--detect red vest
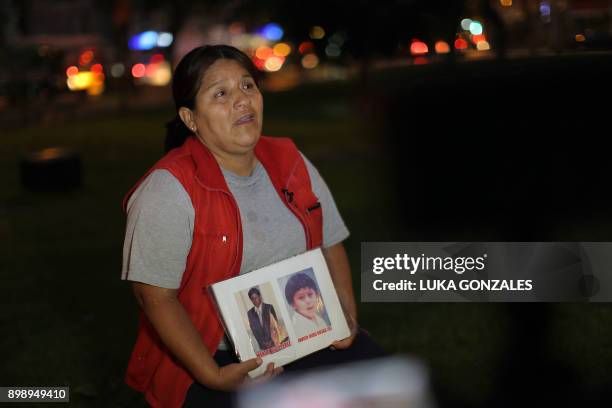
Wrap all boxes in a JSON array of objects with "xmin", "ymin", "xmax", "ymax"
[{"xmin": 122, "ymin": 136, "xmax": 323, "ymax": 408}]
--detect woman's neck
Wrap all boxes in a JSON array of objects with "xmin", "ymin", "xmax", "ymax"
[
  {"xmin": 197, "ymin": 137, "xmax": 257, "ymax": 176},
  {"xmin": 216, "ymin": 153, "xmax": 257, "ymax": 177}
]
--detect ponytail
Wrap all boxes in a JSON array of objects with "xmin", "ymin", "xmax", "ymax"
[{"xmin": 164, "ymin": 115, "xmax": 192, "ymax": 152}]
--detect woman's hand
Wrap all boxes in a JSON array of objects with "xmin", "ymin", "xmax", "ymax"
[
  {"xmin": 330, "ymin": 311, "xmax": 358, "ymax": 350},
  {"xmin": 323, "ymin": 243, "xmax": 359, "ymax": 351},
  {"xmin": 214, "ymin": 358, "xmax": 283, "ymax": 391}
]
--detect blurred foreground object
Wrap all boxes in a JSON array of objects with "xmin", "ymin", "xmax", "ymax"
[
  {"xmin": 20, "ymin": 147, "xmax": 82, "ymax": 191},
  {"xmin": 238, "ymin": 356, "xmax": 433, "ymax": 408}
]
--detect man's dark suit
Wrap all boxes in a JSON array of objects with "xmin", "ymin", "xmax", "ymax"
[{"xmin": 248, "ymin": 303, "xmax": 277, "ymax": 350}]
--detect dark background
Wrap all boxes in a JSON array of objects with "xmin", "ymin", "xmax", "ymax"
[{"xmin": 2, "ymin": 0, "xmax": 612, "ymax": 406}]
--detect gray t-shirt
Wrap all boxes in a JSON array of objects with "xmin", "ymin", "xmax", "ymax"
[{"xmin": 121, "ymin": 154, "xmax": 349, "ymax": 288}]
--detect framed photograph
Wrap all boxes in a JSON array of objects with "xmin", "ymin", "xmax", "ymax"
[{"xmin": 209, "ymin": 248, "xmax": 351, "ymax": 377}]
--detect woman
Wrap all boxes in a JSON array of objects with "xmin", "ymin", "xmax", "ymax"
[
  {"xmin": 285, "ymin": 272, "xmax": 330, "ymax": 339},
  {"xmin": 121, "ymin": 45, "xmax": 384, "ymax": 408}
]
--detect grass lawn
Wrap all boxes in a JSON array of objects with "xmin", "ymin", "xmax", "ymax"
[{"xmin": 2, "ymin": 77, "xmax": 612, "ymax": 407}]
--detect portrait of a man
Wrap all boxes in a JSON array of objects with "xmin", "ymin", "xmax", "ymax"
[{"xmin": 247, "ymin": 287, "xmax": 278, "ymax": 350}]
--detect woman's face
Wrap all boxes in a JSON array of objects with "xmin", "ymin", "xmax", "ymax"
[
  {"xmin": 187, "ymin": 59, "xmax": 263, "ymax": 160},
  {"xmin": 292, "ymin": 287, "xmax": 318, "ymax": 320}
]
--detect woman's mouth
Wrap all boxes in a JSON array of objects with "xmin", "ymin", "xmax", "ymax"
[{"xmin": 234, "ymin": 113, "xmax": 255, "ymax": 125}]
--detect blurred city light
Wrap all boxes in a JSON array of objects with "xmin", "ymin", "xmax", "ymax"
[
  {"xmin": 325, "ymin": 44, "xmax": 342, "ymax": 57},
  {"xmin": 147, "ymin": 61, "xmax": 172, "ymax": 86},
  {"xmin": 66, "ymin": 66, "xmax": 78, "ymax": 77},
  {"xmin": 151, "ymin": 53, "xmax": 165, "ymax": 63},
  {"xmin": 477, "ymin": 40, "xmax": 491, "ymax": 51},
  {"xmin": 131, "ymin": 63, "xmax": 146, "ymax": 78},
  {"xmin": 157, "ymin": 32, "xmax": 174, "ymax": 47},
  {"xmin": 262, "ymin": 23, "xmax": 284, "ymax": 41},
  {"xmin": 575, "ymin": 34, "xmax": 586, "ymax": 42},
  {"xmin": 455, "ymin": 38, "xmax": 469, "ymax": 50},
  {"xmin": 66, "ymin": 71, "xmax": 104, "ymax": 95},
  {"xmin": 229, "ymin": 22, "xmax": 245, "ymax": 35},
  {"xmin": 91, "ymin": 63, "xmax": 103, "ymax": 74},
  {"xmin": 469, "ymin": 21, "xmax": 483, "ymax": 35},
  {"xmin": 329, "ymin": 32, "xmax": 346, "ymax": 46},
  {"xmin": 472, "ymin": 34, "xmax": 486, "ymax": 44},
  {"xmin": 410, "ymin": 40, "xmax": 429, "ymax": 56},
  {"xmin": 79, "ymin": 50, "xmax": 94, "ymax": 66},
  {"xmin": 248, "ymin": 35, "xmax": 268, "ymax": 49},
  {"xmin": 145, "ymin": 63, "xmax": 157, "ymax": 77},
  {"xmin": 301, "ymin": 53, "xmax": 319, "ymax": 69},
  {"xmin": 310, "ymin": 26, "xmax": 325, "ymax": 40},
  {"xmin": 435, "ymin": 41, "xmax": 451, "ymax": 54},
  {"xmin": 264, "ymin": 56, "xmax": 284, "ymax": 72},
  {"xmin": 461, "ymin": 19, "xmax": 473, "ymax": 31},
  {"xmin": 110, "ymin": 63, "xmax": 125, "ymax": 78},
  {"xmin": 273, "ymin": 43, "xmax": 291, "ymax": 57},
  {"xmin": 540, "ymin": 1, "xmax": 551, "ymax": 23},
  {"xmin": 252, "ymin": 57, "xmax": 266, "ymax": 71},
  {"xmin": 500, "ymin": 0, "xmax": 512, "ymax": 6},
  {"xmin": 299, "ymin": 41, "xmax": 315, "ymax": 54},
  {"xmin": 129, "ymin": 31, "xmax": 158, "ymax": 50},
  {"xmin": 255, "ymin": 46, "xmax": 274, "ymax": 60}
]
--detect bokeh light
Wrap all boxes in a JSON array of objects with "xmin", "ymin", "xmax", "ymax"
[
  {"xmin": 91, "ymin": 64, "xmax": 103, "ymax": 74},
  {"xmin": 410, "ymin": 40, "xmax": 429, "ymax": 56},
  {"xmin": 461, "ymin": 19, "xmax": 473, "ymax": 31},
  {"xmin": 145, "ymin": 63, "xmax": 157, "ymax": 77},
  {"xmin": 66, "ymin": 71, "xmax": 104, "ymax": 95},
  {"xmin": 299, "ymin": 41, "xmax": 315, "ymax": 54},
  {"xmin": 435, "ymin": 41, "xmax": 450, "ymax": 54},
  {"xmin": 255, "ymin": 46, "xmax": 274, "ymax": 60},
  {"xmin": 500, "ymin": 0, "xmax": 512, "ymax": 6},
  {"xmin": 131, "ymin": 63, "xmax": 146, "ymax": 78},
  {"xmin": 414, "ymin": 57, "xmax": 428, "ymax": 65},
  {"xmin": 309, "ymin": 26, "xmax": 325, "ymax": 40},
  {"xmin": 472, "ymin": 34, "xmax": 486, "ymax": 44},
  {"xmin": 301, "ymin": 53, "xmax": 319, "ymax": 69},
  {"xmin": 262, "ymin": 23, "xmax": 284, "ymax": 41},
  {"xmin": 469, "ymin": 21, "xmax": 483, "ymax": 36},
  {"xmin": 157, "ymin": 32, "xmax": 173, "ymax": 47},
  {"xmin": 575, "ymin": 34, "xmax": 586, "ymax": 42},
  {"xmin": 148, "ymin": 61, "xmax": 172, "ymax": 86},
  {"xmin": 129, "ymin": 31, "xmax": 158, "ymax": 50},
  {"xmin": 476, "ymin": 40, "xmax": 491, "ymax": 51},
  {"xmin": 325, "ymin": 44, "xmax": 341, "ymax": 57},
  {"xmin": 264, "ymin": 56, "xmax": 284, "ymax": 72},
  {"xmin": 455, "ymin": 38, "xmax": 469, "ymax": 50},
  {"xmin": 110, "ymin": 63, "xmax": 125, "ymax": 78},
  {"xmin": 273, "ymin": 43, "xmax": 292, "ymax": 57},
  {"xmin": 329, "ymin": 33, "xmax": 345, "ymax": 46},
  {"xmin": 150, "ymin": 53, "xmax": 165, "ymax": 63},
  {"xmin": 79, "ymin": 50, "xmax": 94, "ymax": 66},
  {"xmin": 229, "ymin": 22, "xmax": 245, "ymax": 35},
  {"xmin": 66, "ymin": 66, "xmax": 78, "ymax": 77}
]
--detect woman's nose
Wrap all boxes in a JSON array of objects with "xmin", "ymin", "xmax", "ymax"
[{"xmin": 233, "ymin": 92, "xmax": 250, "ymax": 109}]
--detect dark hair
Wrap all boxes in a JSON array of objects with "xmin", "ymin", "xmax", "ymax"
[
  {"xmin": 284, "ymin": 272, "xmax": 319, "ymax": 305},
  {"xmin": 164, "ymin": 44, "xmax": 260, "ymax": 152},
  {"xmin": 248, "ymin": 287, "xmax": 261, "ymax": 299}
]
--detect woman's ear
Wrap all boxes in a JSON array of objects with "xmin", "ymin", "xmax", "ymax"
[{"xmin": 178, "ymin": 107, "xmax": 196, "ymax": 133}]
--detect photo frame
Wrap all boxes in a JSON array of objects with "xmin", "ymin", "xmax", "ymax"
[{"xmin": 209, "ymin": 248, "xmax": 351, "ymax": 377}]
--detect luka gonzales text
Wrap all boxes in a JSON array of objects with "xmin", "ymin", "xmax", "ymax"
[{"xmin": 373, "ymin": 279, "xmax": 533, "ymax": 291}]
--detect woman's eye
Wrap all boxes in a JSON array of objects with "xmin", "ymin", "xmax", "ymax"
[
  {"xmin": 214, "ymin": 90, "xmax": 225, "ymax": 98},
  {"xmin": 242, "ymin": 82, "xmax": 254, "ymax": 90}
]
